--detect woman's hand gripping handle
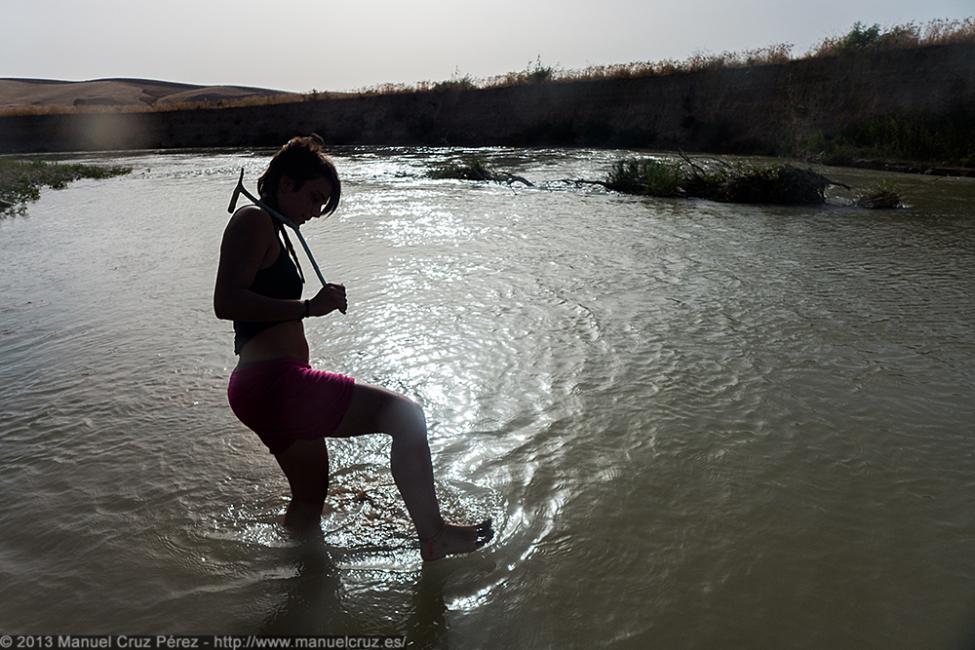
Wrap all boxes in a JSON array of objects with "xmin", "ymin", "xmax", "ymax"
[{"xmin": 307, "ymin": 283, "xmax": 347, "ymax": 317}]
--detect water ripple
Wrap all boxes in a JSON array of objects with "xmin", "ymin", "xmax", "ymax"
[{"xmin": 2, "ymin": 148, "xmax": 974, "ymax": 645}]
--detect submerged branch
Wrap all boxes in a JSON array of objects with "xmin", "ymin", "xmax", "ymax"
[
  {"xmin": 557, "ymin": 179, "xmax": 612, "ymax": 189},
  {"xmin": 499, "ymin": 173, "xmax": 534, "ymax": 187}
]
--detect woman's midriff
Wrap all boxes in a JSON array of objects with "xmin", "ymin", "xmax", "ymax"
[{"xmin": 237, "ymin": 320, "xmax": 310, "ymax": 367}]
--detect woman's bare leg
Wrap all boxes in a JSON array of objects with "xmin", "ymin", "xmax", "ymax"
[
  {"xmin": 333, "ymin": 383, "xmax": 493, "ymax": 559},
  {"xmin": 274, "ymin": 438, "xmax": 329, "ymax": 535}
]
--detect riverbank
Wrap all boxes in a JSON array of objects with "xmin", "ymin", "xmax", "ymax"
[
  {"xmin": 0, "ymin": 43, "xmax": 972, "ymax": 176},
  {"xmin": 819, "ymin": 157, "xmax": 975, "ymax": 177}
]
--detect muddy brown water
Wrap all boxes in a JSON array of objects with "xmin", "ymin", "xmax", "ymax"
[{"xmin": 1, "ymin": 147, "xmax": 974, "ymax": 648}]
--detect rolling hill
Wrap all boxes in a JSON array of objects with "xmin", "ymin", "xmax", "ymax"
[{"xmin": 0, "ymin": 77, "xmax": 300, "ymax": 112}]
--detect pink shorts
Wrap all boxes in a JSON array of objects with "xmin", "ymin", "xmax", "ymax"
[{"xmin": 227, "ymin": 358, "xmax": 356, "ymax": 455}]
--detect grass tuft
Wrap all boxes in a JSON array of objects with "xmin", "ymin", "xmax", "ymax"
[
  {"xmin": 428, "ymin": 157, "xmax": 500, "ymax": 181},
  {"xmin": 606, "ymin": 159, "xmax": 684, "ymax": 196},
  {"xmin": 855, "ymin": 182, "xmax": 903, "ymax": 209},
  {"xmin": 426, "ymin": 156, "xmax": 535, "ymax": 187}
]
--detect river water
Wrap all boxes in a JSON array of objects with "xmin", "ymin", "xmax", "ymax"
[{"xmin": 1, "ymin": 147, "xmax": 974, "ymax": 648}]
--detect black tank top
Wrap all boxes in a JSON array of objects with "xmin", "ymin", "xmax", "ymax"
[{"xmin": 233, "ymin": 222, "xmax": 304, "ymax": 354}]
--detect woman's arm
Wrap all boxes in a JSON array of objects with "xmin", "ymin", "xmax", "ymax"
[{"xmin": 213, "ymin": 207, "xmax": 305, "ymax": 322}]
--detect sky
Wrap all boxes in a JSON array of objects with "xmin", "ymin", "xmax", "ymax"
[{"xmin": 3, "ymin": 0, "xmax": 972, "ymax": 93}]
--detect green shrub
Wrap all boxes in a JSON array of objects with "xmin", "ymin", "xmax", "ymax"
[
  {"xmin": 718, "ymin": 164, "xmax": 830, "ymax": 204},
  {"xmin": 808, "ymin": 18, "xmax": 974, "ymax": 58},
  {"xmin": 428, "ymin": 157, "xmax": 499, "ymax": 181},
  {"xmin": 606, "ymin": 159, "xmax": 684, "ymax": 196}
]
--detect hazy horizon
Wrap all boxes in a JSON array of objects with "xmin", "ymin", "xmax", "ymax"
[{"xmin": 4, "ymin": 0, "xmax": 972, "ymax": 93}]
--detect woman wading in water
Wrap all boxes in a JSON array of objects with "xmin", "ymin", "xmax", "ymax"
[{"xmin": 214, "ymin": 136, "xmax": 493, "ymax": 560}]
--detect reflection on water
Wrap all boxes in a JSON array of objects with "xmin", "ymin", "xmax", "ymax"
[{"xmin": 1, "ymin": 147, "xmax": 975, "ymax": 647}]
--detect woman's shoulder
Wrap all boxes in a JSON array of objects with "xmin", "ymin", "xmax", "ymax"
[{"xmin": 226, "ymin": 205, "xmax": 276, "ymax": 239}]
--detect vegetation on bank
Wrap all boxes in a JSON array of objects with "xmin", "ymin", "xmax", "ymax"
[
  {"xmin": 282, "ymin": 17, "xmax": 975, "ymax": 96},
  {"xmin": 810, "ymin": 19, "xmax": 974, "ymax": 57},
  {"xmin": 0, "ymin": 159, "xmax": 132, "ymax": 213},
  {"xmin": 798, "ymin": 106, "xmax": 975, "ymax": 168}
]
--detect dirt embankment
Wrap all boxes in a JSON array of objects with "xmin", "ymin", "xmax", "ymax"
[{"xmin": 0, "ymin": 43, "xmax": 972, "ymax": 161}]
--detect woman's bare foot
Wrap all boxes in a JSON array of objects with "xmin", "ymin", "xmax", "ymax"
[{"xmin": 421, "ymin": 519, "xmax": 494, "ymax": 561}]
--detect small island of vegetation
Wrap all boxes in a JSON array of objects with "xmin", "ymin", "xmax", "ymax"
[
  {"xmin": 0, "ymin": 159, "xmax": 132, "ymax": 214},
  {"xmin": 428, "ymin": 154, "xmax": 906, "ymax": 209},
  {"xmin": 603, "ymin": 158, "xmax": 842, "ymax": 205}
]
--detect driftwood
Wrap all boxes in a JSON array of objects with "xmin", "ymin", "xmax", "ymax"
[
  {"xmin": 819, "ymin": 175, "xmax": 851, "ymax": 190},
  {"xmin": 499, "ymin": 173, "xmax": 534, "ymax": 187},
  {"xmin": 677, "ymin": 150, "xmax": 710, "ymax": 178},
  {"xmin": 557, "ymin": 178, "xmax": 612, "ymax": 189}
]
